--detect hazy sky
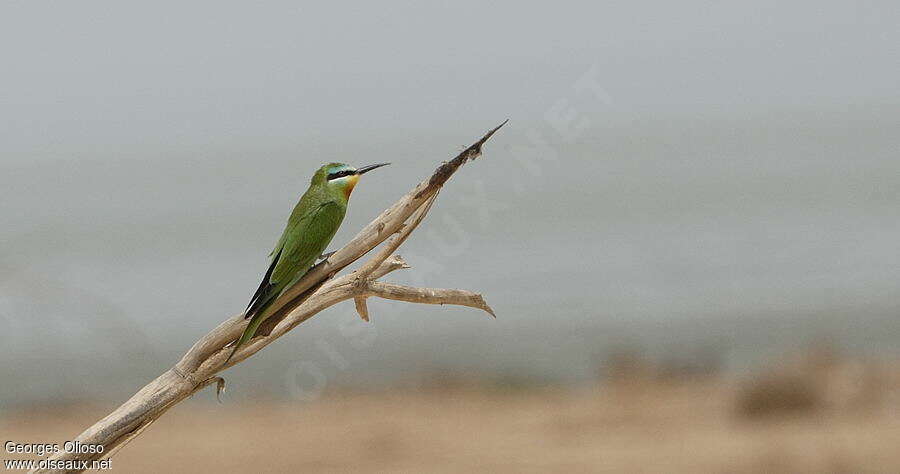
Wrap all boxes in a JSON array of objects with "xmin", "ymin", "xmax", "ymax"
[
  {"xmin": 2, "ymin": 2, "xmax": 899, "ymax": 403},
  {"xmin": 2, "ymin": 1, "xmax": 898, "ymax": 162}
]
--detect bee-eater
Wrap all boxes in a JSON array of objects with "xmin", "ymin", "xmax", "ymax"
[{"xmin": 225, "ymin": 162, "xmax": 390, "ymax": 364}]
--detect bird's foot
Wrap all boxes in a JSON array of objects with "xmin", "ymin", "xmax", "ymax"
[{"xmin": 318, "ymin": 251, "xmax": 335, "ymax": 261}]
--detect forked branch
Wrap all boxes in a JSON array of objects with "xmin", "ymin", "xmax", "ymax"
[{"xmin": 31, "ymin": 120, "xmax": 507, "ymax": 474}]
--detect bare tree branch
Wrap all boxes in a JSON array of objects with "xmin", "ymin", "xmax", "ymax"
[
  {"xmin": 363, "ymin": 281, "xmax": 496, "ymax": 317},
  {"xmin": 353, "ymin": 296, "xmax": 370, "ymax": 322},
  {"xmin": 354, "ymin": 190, "xmax": 439, "ymax": 281},
  {"xmin": 31, "ymin": 121, "xmax": 506, "ymax": 474}
]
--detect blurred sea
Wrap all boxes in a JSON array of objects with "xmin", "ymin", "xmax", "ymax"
[{"xmin": 2, "ymin": 106, "xmax": 899, "ymax": 406}]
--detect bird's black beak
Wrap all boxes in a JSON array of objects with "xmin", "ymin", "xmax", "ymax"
[{"xmin": 355, "ymin": 163, "xmax": 391, "ymax": 175}]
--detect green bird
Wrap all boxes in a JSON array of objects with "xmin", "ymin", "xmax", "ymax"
[{"xmin": 225, "ymin": 162, "xmax": 390, "ymax": 364}]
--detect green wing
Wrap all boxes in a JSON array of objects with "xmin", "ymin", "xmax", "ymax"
[
  {"xmin": 271, "ymin": 200, "xmax": 344, "ymax": 288},
  {"xmin": 226, "ymin": 199, "xmax": 345, "ymax": 365},
  {"xmin": 246, "ymin": 199, "xmax": 345, "ymax": 320}
]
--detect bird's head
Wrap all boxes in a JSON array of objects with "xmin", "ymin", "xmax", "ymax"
[{"xmin": 314, "ymin": 162, "xmax": 390, "ymax": 199}]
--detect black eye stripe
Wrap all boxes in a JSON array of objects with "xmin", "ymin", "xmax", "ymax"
[{"xmin": 327, "ymin": 170, "xmax": 355, "ymax": 180}]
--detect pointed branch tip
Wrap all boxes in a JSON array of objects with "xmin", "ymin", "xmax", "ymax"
[
  {"xmin": 477, "ymin": 119, "xmax": 509, "ymax": 147},
  {"xmin": 205, "ymin": 376, "xmax": 226, "ymax": 403},
  {"xmin": 354, "ymin": 297, "xmax": 370, "ymax": 322}
]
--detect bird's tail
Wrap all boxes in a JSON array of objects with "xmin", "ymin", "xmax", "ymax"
[{"xmin": 223, "ymin": 303, "xmax": 272, "ymax": 366}]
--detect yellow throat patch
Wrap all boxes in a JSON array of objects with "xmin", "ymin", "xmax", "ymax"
[{"xmin": 342, "ymin": 174, "xmax": 360, "ymax": 199}]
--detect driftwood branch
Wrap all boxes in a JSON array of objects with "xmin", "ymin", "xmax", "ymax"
[{"xmin": 31, "ymin": 121, "xmax": 506, "ymax": 473}]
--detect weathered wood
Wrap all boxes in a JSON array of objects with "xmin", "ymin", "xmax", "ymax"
[{"xmin": 31, "ymin": 121, "xmax": 506, "ymax": 473}]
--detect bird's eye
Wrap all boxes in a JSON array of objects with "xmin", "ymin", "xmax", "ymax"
[{"xmin": 327, "ymin": 170, "xmax": 353, "ymax": 180}]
